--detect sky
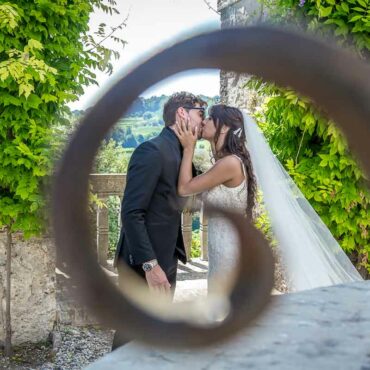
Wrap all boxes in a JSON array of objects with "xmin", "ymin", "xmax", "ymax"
[{"xmin": 69, "ymin": 0, "xmax": 220, "ymax": 110}]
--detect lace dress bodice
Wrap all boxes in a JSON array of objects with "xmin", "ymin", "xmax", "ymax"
[
  {"xmin": 204, "ymin": 181, "xmax": 248, "ymax": 214},
  {"xmin": 203, "ymin": 155, "xmax": 248, "ymax": 291}
]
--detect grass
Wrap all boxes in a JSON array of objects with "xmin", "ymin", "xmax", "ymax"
[
  {"xmin": 132, "ymin": 126, "xmax": 162, "ymax": 136},
  {"xmin": 117, "ymin": 117, "xmax": 145, "ymax": 126}
]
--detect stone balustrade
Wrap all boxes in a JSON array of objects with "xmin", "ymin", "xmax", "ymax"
[{"xmin": 89, "ymin": 174, "xmax": 208, "ymax": 266}]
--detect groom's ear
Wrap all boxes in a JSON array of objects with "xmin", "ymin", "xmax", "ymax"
[{"xmin": 177, "ymin": 107, "xmax": 187, "ymax": 119}]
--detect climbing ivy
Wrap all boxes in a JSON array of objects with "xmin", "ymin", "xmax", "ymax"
[
  {"xmin": 0, "ymin": 0, "xmax": 126, "ymax": 355},
  {"xmin": 263, "ymin": 0, "xmax": 370, "ymax": 58},
  {"xmin": 249, "ymin": 0, "xmax": 369, "ymax": 275},
  {"xmin": 0, "ymin": 0, "xmax": 126, "ymax": 237}
]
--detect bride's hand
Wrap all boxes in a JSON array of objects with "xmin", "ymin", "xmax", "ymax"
[{"xmin": 173, "ymin": 117, "xmax": 198, "ymax": 150}]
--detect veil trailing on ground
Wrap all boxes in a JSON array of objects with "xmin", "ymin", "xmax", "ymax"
[{"xmin": 242, "ymin": 111, "xmax": 363, "ymax": 291}]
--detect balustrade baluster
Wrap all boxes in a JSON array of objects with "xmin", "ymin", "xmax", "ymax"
[
  {"xmin": 200, "ymin": 204, "xmax": 208, "ymax": 261},
  {"xmin": 181, "ymin": 212, "xmax": 193, "ymax": 260}
]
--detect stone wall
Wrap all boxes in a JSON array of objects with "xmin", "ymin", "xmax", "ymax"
[
  {"xmin": 0, "ymin": 232, "xmax": 56, "ymax": 346},
  {"xmin": 218, "ymin": 0, "xmax": 267, "ymax": 108}
]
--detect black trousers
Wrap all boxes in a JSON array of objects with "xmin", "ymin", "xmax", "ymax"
[{"xmin": 111, "ymin": 261, "xmax": 177, "ymax": 350}]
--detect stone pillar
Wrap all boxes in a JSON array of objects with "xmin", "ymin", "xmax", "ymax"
[
  {"xmin": 181, "ymin": 212, "xmax": 193, "ymax": 261},
  {"xmin": 118, "ymin": 196, "xmax": 123, "ymax": 230},
  {"xmin": 218, "ymin": 0, "xmax": 268, "ymax": 109},
  {"xmin": 200, "ymin": 204, "xmax": 208, "ymax": 261},
  {"xmin": 89, "ymin": 205, "xmax": 98, "ymax": 260},
  {"xmin": 96, "ymin": 196, "xmax": 109, "ymax": 266},
  {"xmin": 89, "ymin": 174, "xmax": 126, "ymax": 267}
]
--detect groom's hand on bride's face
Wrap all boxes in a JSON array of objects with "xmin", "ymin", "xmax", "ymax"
[{"xmin": 145, "ymin": 265, "xmax": 171, "ymax": 294}]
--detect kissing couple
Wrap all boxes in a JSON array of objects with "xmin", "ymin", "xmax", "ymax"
[{"xmin": 112, "ymin": 91, "xmax": 362, "ymax": 349}]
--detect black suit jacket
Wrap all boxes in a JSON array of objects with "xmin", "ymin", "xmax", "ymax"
[{"xmin": 114, "ymin": 127, "xmax": 189, "ymax": 276}]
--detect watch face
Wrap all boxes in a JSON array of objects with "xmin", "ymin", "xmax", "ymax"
[
  {"xmin": 142, "ymin": 260, "xmax": 157, "ymax": 272},
  {"xmin": 142, "ymin": 263, "xmax": 151, "ymax": 272}
]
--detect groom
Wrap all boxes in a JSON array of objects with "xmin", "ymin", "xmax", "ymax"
[{"xmin": 112, "ymin": 92, "xmax": 206, "ymax": 349}]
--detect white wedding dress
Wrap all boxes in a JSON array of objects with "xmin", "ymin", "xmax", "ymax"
[
  {"xmin": 201, "ymin": 111, "xmax": 362, "ymax": 294},
  {"xmin": 203, "ymin": 155, "xmax": 248, "ymax": 292}
]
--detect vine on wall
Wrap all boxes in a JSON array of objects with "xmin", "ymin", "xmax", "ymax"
[{"xmin": 249, "ymin": 0, "xmax": 369, "ymax": 275}]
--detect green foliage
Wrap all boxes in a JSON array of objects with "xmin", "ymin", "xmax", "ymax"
[
  {"xmin": 0, "ymin": 1, "xmax": 126, "ymax": 237},
  {"xmin": 94, "ymin": 139, "xmax": 128, "ymax": 173},
  {"xmin": 0, "ymin": 4, "xmax": 20, "ymax": 32},
  {"xmin": 249, "ymin": 0, "xmax": 370, "ymax": 273},
  {"xmin": 123, "ymin": 132, "xmax": 138, "ymax": 148},
  {"xmin": 107, "ymin": 196, "xmax": 120, "ymax": 258},
  {"xmin": 254, "ymin": 191, "xmax": 278, "ymax": 248},
  {"xmin": 263, "ymin": 0, "xmax": 370, "ymax": 57},
  {"xmin": 191, "ymin": 229, "xmax": 201, "ymax": 258},
  {"xmin": 251, "ymin": 89, "xmax": 369, "ymax": 268},
  {"xmin": 303, "ymin": 0, "xmax": 370, "ymax": 56}
]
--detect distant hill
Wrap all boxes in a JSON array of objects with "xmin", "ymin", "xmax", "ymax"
[
  {"xmin": 125, "ymin": 94, "xmax": 220, "ymax": 118},
  {"xmin": 72, "ymin": 94, "xmax": 220, "ymax": 149},
  {"xmin": 125, "ymin": 95, "xmax": 168, "ymax": 117},
  {"xmin": 72, "ymin": 94, "xmax": 219, "ymax": 120}
]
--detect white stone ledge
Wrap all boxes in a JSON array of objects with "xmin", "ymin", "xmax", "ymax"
[{"xmin": 87, "ymin": 281, "xmax": 370, "ymax": 369}]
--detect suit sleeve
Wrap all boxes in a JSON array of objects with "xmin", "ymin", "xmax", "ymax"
[{"xmin": 121, "ymin": 141, "xmax": 162, "ymax": 264}]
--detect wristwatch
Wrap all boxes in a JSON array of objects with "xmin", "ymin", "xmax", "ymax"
[{"xmin": 142, "ymin": 259, "xmax": 158, "ymax": 272}]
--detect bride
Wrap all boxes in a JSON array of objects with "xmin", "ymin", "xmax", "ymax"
[{"xmin": 173, "ymin": 104, "xmax": 362, "ymax": 293}]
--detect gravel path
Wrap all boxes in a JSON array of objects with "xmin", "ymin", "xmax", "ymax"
[
  {"xmin": 51, "ymin": 326, "xmax": 114, "ymax": 370},
  {"xmin": 0, "ymin": 326, "xmax": 113, "ymax": 370}
]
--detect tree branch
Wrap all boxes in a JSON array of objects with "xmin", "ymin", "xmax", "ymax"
[
  {"xmin": 202, "ymin": 0, "xmax": 220, "ymax": 15},
  {"xmin": 87, "ymin": 11, "xmax": 130, "ymax": 53},
  {"xmin": 295, "ymin": 125, "xmax": 307, "ymax": 165}
]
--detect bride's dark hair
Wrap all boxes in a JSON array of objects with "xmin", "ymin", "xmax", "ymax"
[{"xmin": 209, "ymin": 104, "xmax": 257, "ymax": 218}]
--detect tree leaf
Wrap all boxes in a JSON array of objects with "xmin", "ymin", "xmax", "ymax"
[{"xmin": 319, "ymin": 6, "xmax": 333, "ymax": 17}]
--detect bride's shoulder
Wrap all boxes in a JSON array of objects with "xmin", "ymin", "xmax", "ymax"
[
  {"xmin": 216, "ymin": 155, "xmax": 242, "ymax": 167},
  {"xmin": 211, "ymin": 155, "xmax": 242, "ymax": 176}
]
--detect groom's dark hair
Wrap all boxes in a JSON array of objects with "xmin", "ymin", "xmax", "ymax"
[{"xmin": 163, "ymin": 92, "xmax": 206, "ymax": 127}]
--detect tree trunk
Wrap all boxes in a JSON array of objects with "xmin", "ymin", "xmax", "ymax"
[{"xmin": 4, "ymin": 226, "xmax": 12, "ymax": 357}]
